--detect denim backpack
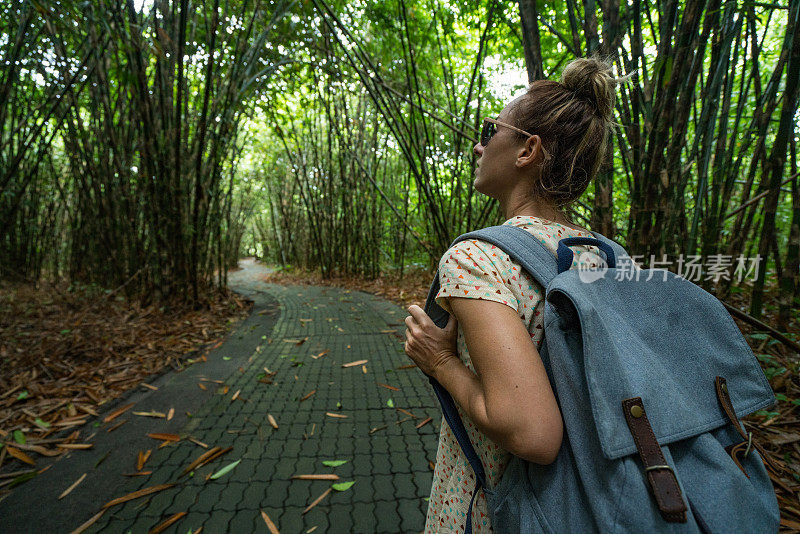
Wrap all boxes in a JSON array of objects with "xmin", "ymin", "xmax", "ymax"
[{"xmin": 422, "ymin": 225, "xmax": 780, "ymax": 533}]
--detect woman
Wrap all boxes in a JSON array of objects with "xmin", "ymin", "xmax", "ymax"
[{"xmin": 404, "ymin": 56, "xmax": 624, "ymax": 533}]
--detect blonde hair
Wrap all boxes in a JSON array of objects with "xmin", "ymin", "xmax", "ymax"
[{"xmin": 510, "ymin": 55, "xmax": 631, "ymax": 207}]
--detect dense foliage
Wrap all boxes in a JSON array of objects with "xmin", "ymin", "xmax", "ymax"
[{"xmin": 0, "ymin": 0, "xmax": 798, "ymax": 323}]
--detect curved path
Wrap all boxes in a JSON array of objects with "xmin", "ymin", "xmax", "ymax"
[{"xmin": 1, "ymin": 259, "xmax": 441, "ymax": 533}]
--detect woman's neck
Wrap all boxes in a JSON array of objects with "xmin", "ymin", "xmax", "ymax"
[{"xmin": 502, "ymin": 197, "xmax": 567, "ymax": 224}]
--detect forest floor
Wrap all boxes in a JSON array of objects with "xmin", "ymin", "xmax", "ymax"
[
  {"xmin": 0, "ymin": 272, "xmax": 253, "ymax": 501},
  {"xmin": 0, "ymin": 259, "xmax": 799, "ymax": 530}
]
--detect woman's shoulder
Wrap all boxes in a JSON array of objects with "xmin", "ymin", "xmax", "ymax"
[{"xmin": 438, "ymin": 237, "xmax": 509, "ymax": 276}]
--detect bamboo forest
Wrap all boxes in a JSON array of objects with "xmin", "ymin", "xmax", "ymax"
[{"xmin": 1, "ymin": 0, "xmax": 799, "ymax": 532}]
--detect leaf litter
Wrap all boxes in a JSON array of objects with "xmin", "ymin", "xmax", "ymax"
[{"xmin": 0, "ymin": 278, "xmax": 251, "ymax": 498}]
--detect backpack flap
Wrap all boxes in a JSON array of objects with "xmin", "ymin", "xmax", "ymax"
[{"xmin": 545, "ymin": 268, "xmax": 776, "ymax": 461}]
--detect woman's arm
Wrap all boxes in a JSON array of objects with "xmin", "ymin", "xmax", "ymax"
[{"xmin": 406, "ymin": 298, "xmax": 563, "ymax": 465}]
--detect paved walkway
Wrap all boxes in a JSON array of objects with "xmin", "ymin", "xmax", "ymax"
[{"xmin": 0, "ymin": 259, "xmax": 442, "ymax": 533}]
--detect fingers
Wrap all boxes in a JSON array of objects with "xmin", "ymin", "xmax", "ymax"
[{"xmin": 407, "ymin": 305, "xmax": 431, "ymax": 326}]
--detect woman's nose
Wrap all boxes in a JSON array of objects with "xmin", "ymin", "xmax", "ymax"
[{"xmin": 473, "ymin": 142, "xmax": 483, "ymax": 157}]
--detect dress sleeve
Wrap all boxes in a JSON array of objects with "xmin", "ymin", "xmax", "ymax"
[{"xmin": 434, "ymin": 239, "xmax": 519, "ymax": 315}]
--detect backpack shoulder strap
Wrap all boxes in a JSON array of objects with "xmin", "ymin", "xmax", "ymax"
[{"xmin": 589, "ymin": 231, "xmax": 631, "ymax": 263}]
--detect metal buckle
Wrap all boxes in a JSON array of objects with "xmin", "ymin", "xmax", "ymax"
[{"xmin": 644, "ymin": 464, "xmax": 675, "ymax": 474}]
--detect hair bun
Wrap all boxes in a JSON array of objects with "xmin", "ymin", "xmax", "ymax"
[{"xmin": 560, "ymin": 56, "xmax": 620, "ymax": 122}]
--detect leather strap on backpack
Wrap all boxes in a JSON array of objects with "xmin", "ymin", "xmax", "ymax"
[
  {"xmin": 622, "ymin": 397, "xmax": 688, "ymax": 523},
  {"xmin": 714, "ymin": 376, "xmax": 778, "ymax": 474}
]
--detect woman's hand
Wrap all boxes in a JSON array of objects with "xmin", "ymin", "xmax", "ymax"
[{"xmin": 403, "ymin": 304, "xmax": 459, "ymax": 378}]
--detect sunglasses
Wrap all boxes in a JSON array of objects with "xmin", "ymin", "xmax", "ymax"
[{"xmin": 480, "ymin": 117, "xmax": 535, "ymax": 146}]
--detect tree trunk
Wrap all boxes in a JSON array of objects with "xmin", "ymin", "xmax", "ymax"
[
  {"xmin": 778, "ymin": 137, "xmax": 799, "ymax": 330},
  {"xmin": 518, "ymin": 0, "xmax": 544, "ymax": 82},
  {"xmin": 750, "ymin": 2, "xmax": 800, "ymax": 319}
]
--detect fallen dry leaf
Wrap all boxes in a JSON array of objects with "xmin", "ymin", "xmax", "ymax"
[
  {"xmin": 188, "ymin": 437, "xmax": 208, "ymax": 448},
  {"xmin": 781, "ymin": 517, "xmax": 800, "ymax": 530},
  {"xmin": 300, "ymin": 390, "xmax": 316, "ymax": 402},
  {"xmin": 362, "ymin": 365, "xmax": 367, "ymax": 374},
  {"xmin": 69, "ymin": 508, "xmax": 106, "ymax": 534},
  {"xmin": 102, "ymin": 483, "xmax": 175, "ymax": 509},
  {"xmin": 291, "ymin": 474, "xmax": 340, "ymax": 481},
  {"xmin": 203, "ymin": 446, "xmax": 232, "ymax": 465},
  {"xmin": 396, "ymin": 364, "xmax": 417, "ymax": 370},
  {"xmin": 106, "ymin": 419, "xmax": 127, "ymax": 432},
  {"xmin": 180, "ymin": 447, "xmax": 220, "ymax": 477},
  {"xmin": 103, "ymin": 403, "xmax": 135, "ymax": 423},
  {"xmin": 122, "ymin": 471, "xmax": 152, "ymax": 477},
  {"xmin": 231, "ymin": 389, "xmax": 241, "ymax": 401},
  {"xmin": 302, "ymin": 488, "xmax": 332, "ymax": 514},
  {"xmin": 132, "ymin": 411, "xmax": 166, "ymax": 418},
  {"xmin": 6, "ymin": 446, "xmax": 35, "ymax": 465},
  {"xmin": 268, "ymin": 414, "xmax": 278, "ymax": 429},
  {"xmin": 325, "ymin": 412, "xmax": 348, "ymax": 419},
  {"xmin": 311, "ymin": 350, "xmax": 329, "ymax": 360},
  {"xmin": 58, "ymin": 473, "xmax": 87, "ymax": 499},
  {"xmin": 148, "ymin": 512, "xmax": 186, "ymax": 534},
  {"xmin": 167, "ymin": 408, "xmax": 174, "ymax": 421},
  {"xmin": 198, "ymin": 383, "xmax": 207, "ymax": 391},
  {"xmin": 76, "ymin": 404, "xmax": 99, "ymax": 416},
  {"xmin": 11, "ymin": 443, "xmax": 61, "ymax": 457},
  {"xmin": 377, "ymin": 383, "xmax": 399, "ymax": 391},
  {"xmin": 342, "ymin": 360, "xmax": 368, "ymax": 368},
  {"xmin": 53, "ymin": 419, "xmax": 87, "ymax": 428},
  {"xmin": 137, "ymin": 449, "xmax": 152, "ymax": 471},
  {"xmin": 260, "ymin": 509, "xmax": 280, "ymax": 534},
  {"xmin": 147, "ymin": 433, "xmax": 180, "ymax": 442},
  {"xmin": 56, "ymin": 443, "xmax": 93, "ymax": 450},
  {"xmin": 396, "ymin": 408, "xmax": 417, "ymax": 419},
  {"xmin": 141, "ymin": 383, "xmax": 158, "ymax": 391},
  {"xmin": 416, "ymin": 417, "xmax": 433, "ymax": 429}
]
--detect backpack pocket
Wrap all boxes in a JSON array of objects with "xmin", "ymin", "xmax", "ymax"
[
  {"xmin": 667, "ymin": 424, "xmax": 780, "ymax": 534},
  {"xmin": 485, "ymin": 456, "xmax": 556, "ymax": 534}
]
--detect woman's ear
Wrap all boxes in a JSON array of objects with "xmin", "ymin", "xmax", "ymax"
[{"xmin": 515, "ymin": 135, "xmax": 542, "ymax": 169}]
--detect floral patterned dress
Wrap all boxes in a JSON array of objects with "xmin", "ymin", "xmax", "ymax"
[{"xmin": 423, "ymin": 215, "xmax": 605, "ymax": 533}]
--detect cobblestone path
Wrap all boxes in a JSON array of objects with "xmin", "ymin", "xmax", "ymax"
[{"xmin": 1, "ymin": 260, "xmax": 442, "ymax": 533}]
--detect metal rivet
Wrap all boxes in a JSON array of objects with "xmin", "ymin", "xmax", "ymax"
[{"xmin": 630, "ymin": 405, "xmax": 643, "ymax": 418}]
